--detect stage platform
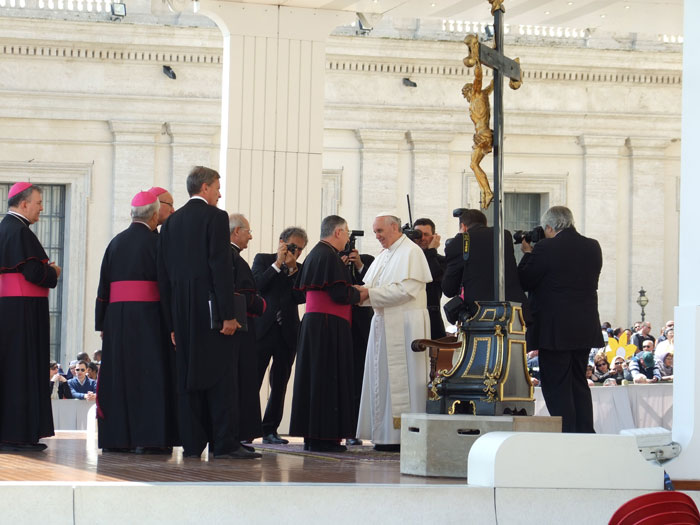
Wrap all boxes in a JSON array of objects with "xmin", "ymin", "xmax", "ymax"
[{"xmin": 2, "ymin": 431, "xmax": 699, "ymax": 525}]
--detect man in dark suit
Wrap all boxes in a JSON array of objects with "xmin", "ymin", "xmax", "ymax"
[
  {"xmin": 252, "ymin": 227, "xmax": 307, "ymax": 445},
  {"xmin": 229, "ymin": 213, "xmax": 266, "ymax": 450},
  {"xmin": 413, "ymin": 218, "xmax": 446, "ymax": 339},
  {"xmin": 442, "ymin": 209, "xmax": 529, "ymax": 320},
  {"xmin": 518, "ymin": 205, "xmax": 603, "ymax": 433},
  {"xmin": 158, "ymin": 166, "xmax": 258, "ymax": 459}
]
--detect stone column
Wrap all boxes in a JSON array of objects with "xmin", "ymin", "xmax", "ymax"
[
  {"xmin": 195, "ymin": 2, "xmax": 354, "ymax": 251},
  {"xmin": 408, "ymin": 131, "xmax": 454, "ymax": 242},
  {"xmin": 109, "ymin": 121, "xmax": 162, "ymax": 235},
  {"xmin": 666, "ymin": 0, "xmax": 700, "ymax": 481},
  {"xmin": 355, "ymin": 129, "xmax": 406, "ymax": 252},
  {"xmin": 627, "ymin": 137, "xmax": 670, "ymax": 328},
  {"xmin": 577, "ymin": 135, "xmax": 626, "ymax": 325},
  {"xmin": 167, "ymin": 122, "xmax": 219, "ymax": 216}
]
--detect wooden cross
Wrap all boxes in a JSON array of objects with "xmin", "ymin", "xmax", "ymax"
[{"xmin": 463, "ymin": 0, "xmax": 523, "ymax": 301}]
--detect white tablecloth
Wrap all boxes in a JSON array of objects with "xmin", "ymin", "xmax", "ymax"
[
  {"xmin": 52, "ymin": 399, "xmax": 95, "ymax": 430},
  {"xmin": 534, "ymin": 383, "xmax": 673, "ymax": 434}
]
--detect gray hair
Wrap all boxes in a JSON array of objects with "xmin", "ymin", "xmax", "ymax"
[
  {"xmin": 8, "ymin": 185, "xmax": 41, "ymax": 208},
  {"xmin": 320, "ymin": 215, "xmax": 347, "ymax": 238},
  {"xmin": 131, "ymin": 200, "xmax": 160, "ymax": 221},
  {"xmin": 229, "ymin": 213, "xmax": 247, "ymax": 233},
  {"xmin": 279, "ymin": 226, "xmax": 308, "ymax": 244},
  {"xmin": 540, "ymin": 206, "xmax": 574, "ymax": 232},
  {"xmin": 186, "ymin": 166, "xmax": 220, "ymax": 197},
  {"xmin": 378, "ymin": 215, "xmax": 401, "ymax": 227}
]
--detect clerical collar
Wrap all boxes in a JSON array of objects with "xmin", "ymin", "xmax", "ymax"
[
  {"xmin": 7, "ymin": 210, "xmax": 30, "ymax": 225},
  {"xmin": 132, "ymin": 220, "xmax": 152, "ymax": 230},
  {"xmin": 189, "ymin": 196, "xmax": 208, "ymax": 204},
  {"xmin": 320, "ymin": 240, "xmax": 338, "ymax": 252},
  {"xmin": 231, "ymin": 242, "xmax": 242, "ymax": 251}
]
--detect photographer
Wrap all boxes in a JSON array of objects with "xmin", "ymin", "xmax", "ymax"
[
  {"xmin": 518, "ymin": 206, "xmax": 603, "ymax": 433},
  {"xmin": 251, "ymin": 227, "xmax": 307, "ymax": 445},
  {"xmin": 413, "ymin": 218, "xmax": 446, "ymax": 339},
  {"xmin": 442, "ymin": 209, "xmax": 528, "ymax": 320}
]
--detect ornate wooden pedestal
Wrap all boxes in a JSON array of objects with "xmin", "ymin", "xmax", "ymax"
[{"xmin": 412, "ymin": 301, "xmax": 534, "ymax": 416}]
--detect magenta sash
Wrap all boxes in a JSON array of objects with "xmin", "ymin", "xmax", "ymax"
[
  {"xmin": 0, "ymin": 272, "xmax": 50, "ymax": 298},
  {"xmin": 109, "ymin": 280, "xmax": 160, "ymax": 303},
  {"xmin": 305, "ymin": 290, "xmax": 351, "ymax": 323}
]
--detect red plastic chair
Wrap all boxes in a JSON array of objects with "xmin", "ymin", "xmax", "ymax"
[
  {"xmin": 609, "ymin": 491, "xmax": 700, "ymax": 525},
  {"xmin": 636, "ymin": 510, "xmax": 700, "ymax": 525}
]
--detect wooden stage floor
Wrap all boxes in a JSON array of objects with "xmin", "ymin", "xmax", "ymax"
[{"xmin": 0, "ymin": 431, "xmax": 462, "ymax": 485}]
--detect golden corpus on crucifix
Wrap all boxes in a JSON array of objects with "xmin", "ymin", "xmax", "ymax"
[{"xmin": 461, "ymin": 0, "xmax": 522, "ymax": 210}]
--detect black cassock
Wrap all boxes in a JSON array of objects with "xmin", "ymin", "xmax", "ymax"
[
  {"xmin": 95, "ymin": 222, "xmax": 179, "ymax": 449},
  {"xmin": 0, "ymin": 212, "xmax": 57, "ymax": 444},
  {"xmin": 289, "ymin": 241, "xmax": 360, "ymax": 440},
  {"xmin": 231, "ymin": 243, "xmax": 265, "ymax": 441},
  {"xmin": 158, "ymin": 198, "xmax": 240, "ymax": 456}
]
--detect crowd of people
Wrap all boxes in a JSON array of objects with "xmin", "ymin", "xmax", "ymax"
[
  {"xmin": 0, "ymin": 169, "xmax": 672, "ymax": 457},
  {"xmin": 528, "ymin": 320, "xmax": 674, "ymax": 387}
]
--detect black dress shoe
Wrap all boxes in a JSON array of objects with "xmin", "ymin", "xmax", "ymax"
[
  {"xmin": 214, "ymin": 447, "xmax": 262, "ymax": 459},
  {"xmin": 102, "ymin": 447, "xmax": 131, "ymax": 453},
  {"xmin": 373, "ymin": 444, "xmax": 400, "ymax": 452},
  {"xmin": 346, "ymin": 438, "xmax": 363, "ymax": 446},
  {"xmin": 240, "ymin": 442, "xmax": 256, "ymax": 452},
  {"xmin": 134, "ymin": 447, "xmax": 173, "ymax": 455},
  {"xmin": 306, "ymin": 440, "xmax": 347, "ymax": 453},
  {"xmin": 262, "ymin": 432, "xmax": 289, "ymax": 445},
  {"xmin": 0, "ymin": 442, "xmax": 47, "ymax": 452}
]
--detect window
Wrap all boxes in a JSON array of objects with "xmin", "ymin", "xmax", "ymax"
[
  {"xmin": 0, "ymin": 183, "xmax": 66, "ymax": 361},
  {"xmin": 484, "ymin": 193, "xmax": 542, "ymax": 263}
]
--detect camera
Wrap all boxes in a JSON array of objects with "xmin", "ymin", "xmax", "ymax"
[
  {"xmin": 513, "ymin": 226, "xmax": 545, "ymax": 245},
  {"xmin": 286, "ymin": 243, "xmax": 299, "ymax": 255},
  {"xmin": 340, "ymin": 230, "xmax": 364, "ymax": 258},
  {"xmin": 453, "ymin": 207, "xmax": 468, "ymax": 218},
  {"xmin": 402, "ymin": 223, "xmax": 422, "ymax": 241}
]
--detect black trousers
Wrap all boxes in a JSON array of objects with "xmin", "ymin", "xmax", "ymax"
[
  {"xmin": 538, "ymin": 348, "xmax": 595, "ymax": 433},
  {"xmin": 257, "ymin": 326, "xmax": 296, "ymax": 435},
  {"xmin": 177, "ymin": 357, "xmax": 239, "ymax": 456}
]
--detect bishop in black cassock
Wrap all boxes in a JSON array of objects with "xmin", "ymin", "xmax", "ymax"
[
  {"xmin": 95, "ymin": 191, "xmax": 178, "ymax": 453},
  {"xmin": 229, "ymin": 213, "xmax": 266, "ymax": 444},
  {"xmin": 0, "ymin": 183, "xmax": 60, "ymax": 451},
  {"xmin": 289, "ymin": 216, "xmax": 361, "ymax": 453},
  {"xmin": 158, "ymin": 167, "xmax": 258, "ymax": 459}
]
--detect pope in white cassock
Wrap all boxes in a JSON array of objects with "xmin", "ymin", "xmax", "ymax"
[{"xmin": 354, "ymin": 214, "xmax": 433, "ymax": 449}]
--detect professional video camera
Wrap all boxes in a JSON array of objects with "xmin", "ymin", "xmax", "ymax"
[
  {"xmin": 512, "ymin": 226, "xmax": 545, "ymax": 245},
  {"xmin": 402, "ymin": 194, "xmax": 423, "ymax": 241},
  {"xmin": 340, "ymin": 230, "xmax": 364, "ymax": 258}
]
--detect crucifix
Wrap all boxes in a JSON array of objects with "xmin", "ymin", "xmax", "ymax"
[{"xmin": 462, "ymin": 0, "xmax": 522, "ymax": 301}]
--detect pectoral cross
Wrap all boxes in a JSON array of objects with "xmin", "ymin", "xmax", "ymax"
[{"xmin": 462, "ymin": 0, "xmax": 523, "ymax": 301}]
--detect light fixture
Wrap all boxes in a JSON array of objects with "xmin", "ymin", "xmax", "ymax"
[
  {"xmin": 162, "ymin": 65, "xmax": 176, "ymax": 80},
  {"xmin": 110, "ymin": 2, "xmax": 126, "ymax": 19},
  {"xmin": 636, "ymin": 287, "xmax": 649, "ymax": 322},
  {"xmin": 402, "ymin": 78, "xmax": 417, "ymax": 87}
]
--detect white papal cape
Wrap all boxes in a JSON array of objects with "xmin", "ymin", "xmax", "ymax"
[{"xmin": 356, "ymin": 234, "xmax": 432, "ymax": 444}]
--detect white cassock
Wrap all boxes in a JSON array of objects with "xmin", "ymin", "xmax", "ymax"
[{"xmin": 356, "ymin": 234, "xmax": 433, "ymax": 444}]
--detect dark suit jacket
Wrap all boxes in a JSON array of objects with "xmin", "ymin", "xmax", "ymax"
[
  {"xmin": 251, "ymin": 253, "xmax": 305, "ymax": 347},
  {"xmin": 443, "ymin": 225, "xmax": 529, "ymax": 320},
  {"xmin": 517, "ymin": 227, "xmax": 604, "ymax": 351}
]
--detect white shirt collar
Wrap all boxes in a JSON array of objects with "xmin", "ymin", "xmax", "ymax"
[
  {"xmin": 7, "ymin": 210, "xmax": 29, "ymax": 223},
  {"xmin": 189, "ymin": 196, "xmax": 208, "ymax": 204}
]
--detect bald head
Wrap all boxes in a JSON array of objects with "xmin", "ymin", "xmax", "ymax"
[
  {"xmin": 156, "ymin": 191, "xmax": 174, "ymax": 225},
  {"xmin": 373, "ymin": 215, "xmax": 402, "ymax": 249}
]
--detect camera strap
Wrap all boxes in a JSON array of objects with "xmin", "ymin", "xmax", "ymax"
[{"xmin": 462, "ymin": 232, "xmax": 470, "ymax": 261}]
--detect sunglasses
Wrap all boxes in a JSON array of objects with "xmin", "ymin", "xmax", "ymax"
[{"xmin": 75, "ymin": 368, "xmax": 86, "ymax": 372}]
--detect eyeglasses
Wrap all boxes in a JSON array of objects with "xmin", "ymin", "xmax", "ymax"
[
  {"xmin": 76, "ymin": 368, "xmax": 86, "ymax": 372},
  {"xmin": 159, "ymin": 200, "xmax": 174, "ymax": 208}
]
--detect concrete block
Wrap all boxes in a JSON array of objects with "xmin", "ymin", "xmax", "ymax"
[
  {"xmin": 0, "ymin": 483, "xmax": 74, "ymax": 525},
  {"xmin": 400, "ymin": 413, "xmax": 561, "ymax": 478},
  {"xmin": 468, "ymin": 432, "xmax": 664, "ymax": 490}
]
